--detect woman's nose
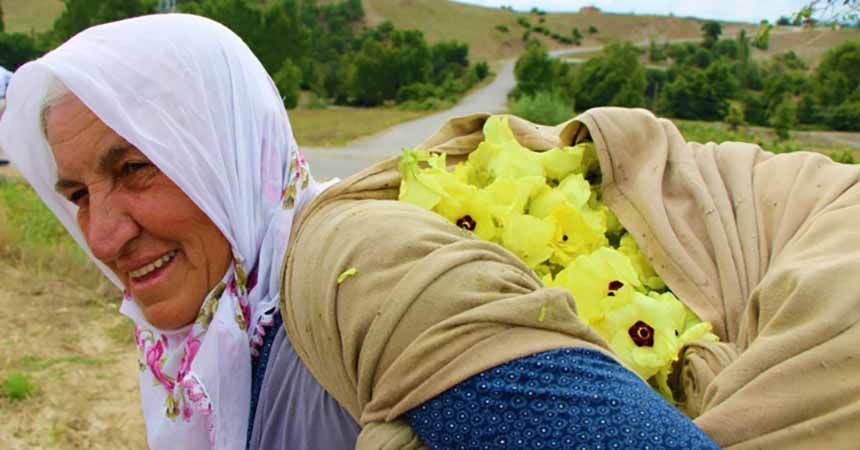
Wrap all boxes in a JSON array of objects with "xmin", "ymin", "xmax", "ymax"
[{"xmin": 84, "ymin": 191, "xmax": 139, "ymax": 263}]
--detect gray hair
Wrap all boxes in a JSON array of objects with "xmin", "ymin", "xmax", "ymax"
[{"xmin": 40, "ymin": 75, "xmax": 72, "ymax": 139}]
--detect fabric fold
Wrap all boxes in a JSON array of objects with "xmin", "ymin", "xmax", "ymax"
[{"xmin": 281, "ymin": 107, "xmax": 860, "ymax": 449}]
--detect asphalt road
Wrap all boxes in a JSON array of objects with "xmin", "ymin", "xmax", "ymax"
[{"xmin": 299, "ymin": 44, "xmax": 624, "ymax": 180}]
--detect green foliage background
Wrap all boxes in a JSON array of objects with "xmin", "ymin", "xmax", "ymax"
[
  {"xmin": 512, "ymin": 21, "xmax": 860, "ymax": 133},
  {"xmin": 0, "ymin": 0, "xmax": 488, "ymax": 108}
]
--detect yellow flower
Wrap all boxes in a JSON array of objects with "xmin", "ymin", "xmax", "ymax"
[
  {"xmin": 547, "ymin": 202, "xmax": 608, "ymax": 265},
  {"xmin": 649, "ymin": 291, "xmax": 718, "ymax": 345},
  {"xmin": 435, "ymin": 184, "xmax": 499, "ymax": 241},
  {"xmin": 501, "ymin": 214, "xmax": 555, "ymax": 268},
  {"xmin": 619, "ymin": 233, "xmax": 666, "ymax": 291},
  {"xmin": 550, "ymin": 247, "xmax": 641, "ymax": 322},
  {"xmin": 398, "ymin": 148, "xmax": 446, "ymax": 210},
  {"xmin": 529, "ymin": 173, "xmax": 592, "ymax": 218},
  {"xmin": 539, "ymin": 146, "xmax": 583, "ymax": 181},
  {"xmin": 601, "ymin": 291, "xmax": 681, "ymax": 380},
  {"xmin": 485, "ymin": 175, "xmax": 545, "ymax": 219},
  {"xmin": 470, "ymin": 116, "xmax": 544, "ymax": 184}
]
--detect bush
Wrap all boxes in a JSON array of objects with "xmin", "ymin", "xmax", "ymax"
[
  {"xmin": 273, "ymin": 59, "xmax": 303, "ymax": 108},
  {"xmin": 473, "ymin": 61, "xmax": 490, "ymax": 81},
  {"xmin": 517, "ymin": 17, "xmax": 531, "ymax": 28},
  {"xmin": 509, "ymin": 91, "xmax": 575, "ymax": 125},
  {"xmin": 826, "ymin": 101, "xmax": 860, "ymax": 131},
  {"xmin": 573, "ymin": 41, "xmax": 646, "ymax": 110},
  {"xmin": 726, "ymin": 103, "xmax": 746, "ymax": 130},
  {"xmin": 0, "ymin": 32, "xmax": 41, "ymax": 71},
  {"xmin": 513, "ymin": 42, "xmax": 561, "ymax": 97},
  {"xmin": 829, "ymin": 149, "xmax": 858, "ymax": 164},
  {"xmin": 304, "ymin": 93, "xmax": 329, "ymax": 110},
  {"xmin": 588, "ymin": 25, "xmax": 598, "ymax": 34},
  {"xmin": 769, "ymin": 96, "xmax": 798, "ymax": 140},
  {"xmin": 495, "ymin": 24, "xmax": 509, "ymax": 33},
  {"xmin": 2, "ymin": 372, "xmax": 36, "ymax": 401},
  {"xmin": 397, "ymin": 97, "xmax": 449, "ymax": 111},
  {"xmin": 396, "ymin": 82, "xmax": 439, "ymax": 103}
]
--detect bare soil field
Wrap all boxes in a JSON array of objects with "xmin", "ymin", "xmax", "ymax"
[{"xmin": 0, "ymin": 263, "xmax": 146, "ymax": 450}]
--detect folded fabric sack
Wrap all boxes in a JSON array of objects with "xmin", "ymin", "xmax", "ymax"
[{"xmin": 281, "ymin": 107, "xmax": 860, "ymax": 449}]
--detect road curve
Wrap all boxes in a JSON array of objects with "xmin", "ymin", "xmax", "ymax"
[{"xmin": 301, "ymin": 45, "xmax": 618, "ymax": 180}]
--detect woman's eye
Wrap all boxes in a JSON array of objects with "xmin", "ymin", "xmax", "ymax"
[
  {"xmin": 69, "ymin": 189, "xmax": 88, "ymax": 206},
  {"xmin": 121, "ymin": 161, "xmax": 152, "ymax": 176}
]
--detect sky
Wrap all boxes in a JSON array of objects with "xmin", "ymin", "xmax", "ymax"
[{"xmin": 454, "ymin": 1, "xmax": 812, "ymax": 24}]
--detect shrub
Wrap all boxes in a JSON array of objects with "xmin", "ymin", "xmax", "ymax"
[
  {"xmin": 474, "ymin": 61, "xmax": 490, "ymax": 81},
  {"xmin": 769, "ymin": 96, "xmax": 798, "ymax": 140},
  {"xmin": 495, "ymin": 24, "xmax": 509, "ymax": 33},
  {"xmin": 517, "ymin": 17, "xmax": 531, "ymax": 28},
  {"xmin": 396, "ymin": 83, "xmax": 440, "ymax": 103},
  {"xmin": 2, "ymin": 372, "xmax": 36, "ymax": 401},
  {"xmin": 726, "ymin": 103, "xmax": 746, "ymax": 130},
  {"xmin": 304, "ymin": 93, "xmax": 329, "ymax": 110},
  {"xmin": 588, "ymin": 25, "xmax": 598, "ymax": 34},
  {"xmin": 509, "ymin": 91, "xmax": 575, "ymax": 125},
  {"xmin": 273, "ymin": 59, "xmax": 303, "ymax": 108},
  {"xmin": 829, "ymin": 149, "xmax": 858, "ymax": 164},
  {"xmin": 0, "ymin": 32, "xmax": 41, "ymax": 71},
  {"xmin": 826, "ymin": 101, "xmax": 860, "ymax": 131},
  {"xmin": 397, "ymin": 97, "xmax": 449, "ymax": 111}
]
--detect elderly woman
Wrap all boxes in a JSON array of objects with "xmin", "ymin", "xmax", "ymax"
[{"xmin": 2, "ymin": 13, "xmax": 859, "ymax": 450}]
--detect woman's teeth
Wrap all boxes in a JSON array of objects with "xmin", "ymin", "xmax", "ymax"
[{"xmin": 129, "ymin": 250, "xmax": 177, "ymax": 279}]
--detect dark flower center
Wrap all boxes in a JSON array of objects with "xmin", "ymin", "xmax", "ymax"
[
  {"xmin": 628, "ymin": 321, "xmax": 655, "ymax": 347},
  {"xmin": 607, "ymin": 280, "xmax": 624, "ymax": 297},
  {"xmin": 456, "ymin": 215, "xmax": 477, "ymax": 231},
  {"xmin": 562, "ymin": 234, "xmax": 569, "ymax": 242}
]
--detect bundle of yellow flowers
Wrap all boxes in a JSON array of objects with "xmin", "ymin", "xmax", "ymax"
[{"xmin": 398, "ymin": 115, "xmax": 718, "ymax": 401}]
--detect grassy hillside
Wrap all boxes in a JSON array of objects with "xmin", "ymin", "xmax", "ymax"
[
  {"xmin": 1, "ymin": 0, "xmax": 63, "ymax": 33},
  {"xmin": 4, "ymin": 0, "xmax": 855, "ymax": 65},
  {"xmin": 363, "ymin": 0, "xmax": 758, "ymax": 61},
  {"xmin": 760, "ymin": 27, "xmax": 860, "ymax": 66}
]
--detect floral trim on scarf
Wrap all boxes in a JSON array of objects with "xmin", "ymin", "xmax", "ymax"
[
  {"xmin": 281, "ymin": 148, "xmax": 310, "ymax": 210},
  {"xmin": 130, "ymin": 261, "xmax": 253, "ymax": 435}
]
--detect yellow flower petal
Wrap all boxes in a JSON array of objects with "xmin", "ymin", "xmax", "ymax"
[{"xmin": 337, "ymin": 267, "xmax": 358, "ymax": 284}]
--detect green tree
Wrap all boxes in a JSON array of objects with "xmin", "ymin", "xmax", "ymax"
[
  {"xmin": 726, "ymin": 103, "xmax": 746, "ymax": 130},
  {"xmin": 813, "ymin": 41, "xmax": 860, "ymax": 108},
  {"xmin": 50, "ymin": 0, "xmax": 156, "ymax": 46},
  {"xmin": 513, "ymin": 42, "xmax": 560, "ymax": 97},
  {"xmin": 648, "ymin": 39, "xmax": 666, "ymax": 62},
  {"xmin": 573, "ymin": 41, "xmax": 646, "ymax": 109},
  {"xmin": 658, "ymin": 61, "xmax": 736, "ymax": 121},
  {"xmin": 769, "ymin": 96, "xmax": 798, "ymax": 140},
  {"xmin": 256, "ymin": 0, "xmax": 311, "ymax": 75},
  {"xmin": 797, "ymin": 95, "xmax": 819, "ymax": 124},
  {"xmin": 0, "ymin": 33, "xmax": 41, "ymax": 70},
  {"xmin": 714, "ymin": 39, "xmax": 738, "ymax": 59},
  {"xmin": 752, "ymin": 22, "xmax": 772, "ymax": 50},
  {"xmin": 701, "ymin": 20, "xmax": 722, "ymax": 47},
  {"xmin": 743, "ymin": 92, "xmax": 769, "ymax": 125},
  {"xmin": 827, "ymin": 101, "xmax": 860, "ymax": 131},
  {"xmin": 273, "ymin": 59, "xmax": 302, "ymax": 108},
  {"xmin": 571, "ymin": 27, "xmax": 583, "ymax": 42}
]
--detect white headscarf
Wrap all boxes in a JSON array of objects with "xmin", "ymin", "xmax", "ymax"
[{"xmin": 0, "ymin": 14, "xmax": 328, "ymax": 449}]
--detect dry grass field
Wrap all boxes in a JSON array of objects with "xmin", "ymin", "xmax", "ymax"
[{"xmin": 1, "ymin": 0, "xmax": 64, "ymax": 33}]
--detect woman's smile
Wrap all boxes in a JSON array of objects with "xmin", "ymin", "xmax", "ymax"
[{"xmin": 126, "ymin": 249, "xmax": 179, "ymax": 292}]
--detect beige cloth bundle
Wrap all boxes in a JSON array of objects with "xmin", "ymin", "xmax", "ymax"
[{"xmin": 281, "ymin": 107, "xmax": 860, "ymax": 449}]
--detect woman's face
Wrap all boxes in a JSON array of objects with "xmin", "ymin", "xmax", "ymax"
[{"xmin": 47, "ymin": 94, "xmax": 232, "ymax": 329}]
